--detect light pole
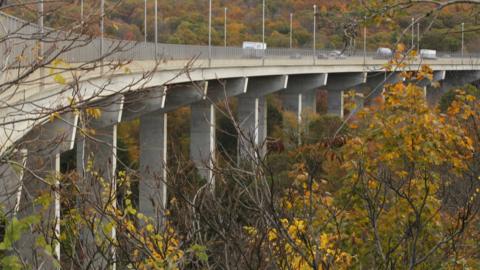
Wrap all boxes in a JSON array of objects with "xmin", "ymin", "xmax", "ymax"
[
  {"xmin": 417, "ymin": 22, "xmax": 420, "ymax": 50},
  {"xmin": 144, "ymin": 0, "xmax": 147, "ymax": 42},
  {"xmin": 290, "ymin": 13, "xmax": 293, "ymax": 49},
  {"xmin": 154, "ymin": 0, "xmax": 158, "ymax": 57},
  {"xmin": 411, "ymin": 17, "xmax": 414, "ymax": 50},
  {"xmin": 462, "ymin": 22, "xmax": 465, "ymax": 58},
  {"xmin": 81, "ymin": 0, "xmax": 84, "ymax": 23},
  {"xmin": 313, "ymin": 5, "xmax": 317, "ymax": 64},
  {"xmin": 101, "ymin": 0, "xmax": 104, "ymax": 59},
  {"xmin": 363, "ymin": 16, "xmax": 367, "ymax": 67},
  {"xmin": 208, "ymin": 0, "xmax": 212, "ymax": 66},
  {"xmin": 262, "ymin": 0, "xmax": 265, "ymax": 45},
  {"xmin": 262, "ymin": 0, "xmax": 266, "ymax": 64},
  {"xmin": 224, "ymin": 7, "xmax": 227, "ymax": 47},
  {"xmin": 38, "ymin": 0, "xmax": 44, "ymax": 59}
]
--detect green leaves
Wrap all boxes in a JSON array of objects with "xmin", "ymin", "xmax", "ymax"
[
  {"xmin": 188, "ymin": 244, "xmax": 208, "ymax": 262},
  {"xmin": 0, "ymin": 255, "xmax": 22, "ymax": 270},
  {"xmin": 0, "ymin": 215, "xmax": 39, "ymax": 251}
]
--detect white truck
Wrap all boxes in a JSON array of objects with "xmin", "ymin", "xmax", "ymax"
[
  {"xmin": 242, "ymin": 41, "xmax": 267, "ymax": 58},
  {"xmin": 375, "ymin": 47, "xmax": 393, "ymax": 59},
  {"xmin": 420, "ymin": 49, "xmax": 437, "ymax": 60}
]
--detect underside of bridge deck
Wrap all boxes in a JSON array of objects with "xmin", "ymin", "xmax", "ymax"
[{"xmin": 10, "ymin": 68, "xmax": 480, "ymax": 265}]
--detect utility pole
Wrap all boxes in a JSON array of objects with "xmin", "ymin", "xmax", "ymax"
[
  {"xmin": 313, "ymin": 5, "xmax": 317, "ymax": 64},
  {"xmin": 208, "ymin": 0, "xmax": 212, "ymax": 66},
  {"xmin": 144, "ymin": 0, "xmax": 147, "ymax": 42},
  {"xmin": 290, "ymin": 13, "xmax": 293, "ymax": 49},
  {"xmin": 224, "ymin": 7, "xmax": 227, "ymax": 47}
]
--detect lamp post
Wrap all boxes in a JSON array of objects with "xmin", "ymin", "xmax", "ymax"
[
  {"xmin": 411, "ymin": 17, "xmax": 414, "ymax": 50},
  {"xmin": 290, "ymin": 13, "xmax": 293, "ymax": 49},
  {"xmin": 262, "ymin": 0, "xmax": 265, "ymax": 64},
  {"xmin": 313, "ymin": 5, "xmax": 317, "ymax": 64},
  {"xmin": 81, "ymin": 0, "xmax": 84, "ymax": 23},
  {"xmin": 462, "ymin": 22, "xmax": 465, "ymax": 58},
  {"xmin": 363, "ymin": 16, "xmax": 367, "ymax": 67},
  {"xmin": 224, "ymin": 7, "xmax": 227, "ymax": 47},
  {"xmin": 262, "ymin": 0, "xmax": 265, "ymax": 45},
  {"xmin": 208, "ymin": 0, "xmax": 212, "ymax": 66},
  {"xmin": 417, "ymin": 22, "xmax": 420, "ymax": 50},
  {"xmin": 38, "ymin": 0, "xmax": 44, "ymax": 59},
  {"xmin": 154, "ymin": 0, "xmax": 158, "ymax": 57},
  {"xmin": 101, "ymin": 0, "xmax": 104, "ymax": 59},
  {"xmin": 144, "ymin": 0, "xmax": 147, "ymax": 42}
]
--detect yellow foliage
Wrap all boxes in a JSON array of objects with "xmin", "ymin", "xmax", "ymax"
[{"xmin": 85, "ymin": 107, "xmax": 102, "ymax": 119}]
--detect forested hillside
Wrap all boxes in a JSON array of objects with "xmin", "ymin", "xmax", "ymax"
[{"xmin": 5, "ymin": 0, "xmax": 480, "ymax": 52}]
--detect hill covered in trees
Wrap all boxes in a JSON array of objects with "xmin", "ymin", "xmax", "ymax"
[{"xmin": 5, "ymin": 0, "xmax": 480, "ymax": 52}]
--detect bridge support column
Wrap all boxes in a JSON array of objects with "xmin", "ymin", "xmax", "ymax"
[
  {"xmin": 327, "ymin": 90, "xmax": 344, "ymax": 118},
  {"xmin": 139, "ymin": 111, "xmax": 168, "ymax": 227},
  {"xmin": 76, "ymin": 95, "xmax": 123, "ymax": 269},
  {"xmin": 279, "ymin": 74, "xmax": 328, "ymax": 121},
  {"xmin": 19, "ymin": 154, "xmax": 60, "ymax": 268},
  {"xmin": 0, "ymin": 149, "xmax": 27, "ymax": 219},
  {"xmin": 237, "ymin": 75, "xmax": 288, "ymax": 160},
  {"xmin": 326, "ymin": 72, "xmax": 367, "ymax": 118},
  {"xmin": 190, "ymin": 101, "xmax": 215, "ymax": 187},
  {"xmin": 17, "ymin": 112, "xmax": 77, "ymax": 269},
  {"xmin": 238, "ymin": 96, "xmax": 267, "ymax": 159},
  {"xmin": 426, "ymin": 71, "xmax": 480, "ymax": 106}
]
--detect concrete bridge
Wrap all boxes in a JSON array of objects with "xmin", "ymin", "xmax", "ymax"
[{"xmin": 2, "ymin": 11, "xmax": 480, "ymax": 265}]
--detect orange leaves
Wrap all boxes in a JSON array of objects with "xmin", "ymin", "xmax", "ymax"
[
  {"xmin": 396, "ymin": 43, "xmax": 406, "ymax": 53},
  {"xmin": 417, "ymin": 65, "xmax": 434, "ymax": 82},
  {"xmin": 346, "ymin": 71, "xmax": 473, "ymax": 177}
]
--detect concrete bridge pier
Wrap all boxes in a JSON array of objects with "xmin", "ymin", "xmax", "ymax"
[
  {"xmin": 327, "ymin": 72, "xmax": 367, "ymax": 118},
  {"xmin": 137, "ymin": 83, "xmax": 207, "ymax": 224},
  {"xmin": 279, "ymin": 74, "xmax": 328, "ymax": 122},
  {"xmin": 426, "ymin": 71, "xmax": 480, "ymax": 106},
  {"xmin": 237, "ymin": 75, "xmax": 288, "ymax": 160},
  {"xmin": 190, "ymin": 101, "xmax": 215, "ymax": 186},
  {"xmin": 139, "ymin": 111, "xmax": 168, "ymax": 227},
  {"xmin": 417, "ymin": 70, "xmax": 446, "ymax": 98},
  {"xmin": 0, "ymin": 149, "xmax": 27, "ymax": 219},
  {"xmin": 189, "ymin": 78, "xmax": 248, "ymax": 187},
  {"xmin": 76, "ymin": 95, "xmax": 123, "ymax": 269},
  {"xmin": 17, "ymin": 112, "xmax": 78, "ymax": 268}
]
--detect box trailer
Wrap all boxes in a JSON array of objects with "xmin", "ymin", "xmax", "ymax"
[
  {"xmin": 242, "ymin": 41, "xmax": 267, "ymax": 58},
  {"xmin": 420, "ymin": 49, "xmax": 437, "ymax": 59}
]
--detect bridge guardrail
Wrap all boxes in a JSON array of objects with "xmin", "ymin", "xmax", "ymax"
[{"xmin": 1, "ymin": 11, "xmax": 479, "ymax": 67}]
